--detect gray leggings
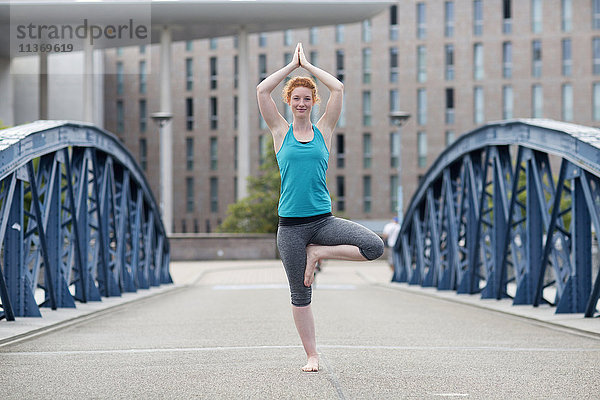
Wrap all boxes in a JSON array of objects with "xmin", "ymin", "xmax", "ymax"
[{"xmin": 277, "ymin": 216, "xmax": 384, "ymax": 306}]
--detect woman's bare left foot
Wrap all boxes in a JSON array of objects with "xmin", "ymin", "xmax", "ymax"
[
  {"xmin": 302, "ymin": 355, "xmax": 319, "ymax": 372},
  {"xmin": 304, "ymin": 246, "xmax": 320, "ymax": 287}
]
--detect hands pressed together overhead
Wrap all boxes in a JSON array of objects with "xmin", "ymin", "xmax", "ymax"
[{"xmin": 291, "ymin": 42, "xmax": 309, "ymax": 69}]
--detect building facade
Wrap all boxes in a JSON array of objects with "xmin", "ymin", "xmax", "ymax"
[{"xmin": 104, "ymin": 0, "xmax": 600, "ymax": 233}]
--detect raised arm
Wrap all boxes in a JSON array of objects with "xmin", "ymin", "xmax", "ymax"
[
  {"xmin": 298, "ymin": 43, "xmax": 344, "ymax": 148},
  {"xmin": 257, "ymin": 43, "xmax": 300, "ymax": 148}
]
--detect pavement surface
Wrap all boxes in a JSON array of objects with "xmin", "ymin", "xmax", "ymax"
[{"xmin": 1, "ymin": 259, "xmax": 599, "ymax": 399}]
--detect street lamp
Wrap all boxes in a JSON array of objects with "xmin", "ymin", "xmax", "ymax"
[
  {"xmin": 389, "ymin": 111, "xmax": 411, "ymax": 228},
  {"xmin": 151, "ymin": 111, "xmax": 173, "ymax": 235}
]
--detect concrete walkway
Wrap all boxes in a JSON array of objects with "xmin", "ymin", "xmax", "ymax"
[{"xmin": 1, "ymin": 260, "xmax": 599, "ymax": 399}]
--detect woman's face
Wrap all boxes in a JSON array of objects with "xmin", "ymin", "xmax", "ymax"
[{"xmin": 289, "ymin": 87, "xmax": 314, "ymax": 118}]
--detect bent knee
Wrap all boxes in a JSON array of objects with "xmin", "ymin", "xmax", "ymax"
[
  {"xmin": 290, "ymin": 287, "xmax": 312, "ymax": 307},
  {"xmin": 360, "ymin": 235, "xmax": 385, "ymax": 261}
]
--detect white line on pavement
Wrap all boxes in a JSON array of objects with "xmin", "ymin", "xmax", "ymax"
[{"xmin": 3, "ymin": 344, "xmax": 599, "ymax": 356}]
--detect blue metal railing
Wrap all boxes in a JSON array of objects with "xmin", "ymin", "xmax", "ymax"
[
  {"xmin": 0, "ymin": 121, "xmax": 171, "ymax": 321},
  {"xmin": 393, "ymin": 119, "xmax": 600, "ymax": 317}
]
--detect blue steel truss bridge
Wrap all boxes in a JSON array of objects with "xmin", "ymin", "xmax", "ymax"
[
  {"xmin": 392, "ymin": 119, "xmax": 600, "ymax": 318},
  {"xmin": 0, "ymin": 121, "xmax": 171, "ymax": 322}
]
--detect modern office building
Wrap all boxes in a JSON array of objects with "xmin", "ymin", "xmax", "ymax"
[{"xmin": 103, "ymin": 0, "xmax": 600, "ymax": 233}]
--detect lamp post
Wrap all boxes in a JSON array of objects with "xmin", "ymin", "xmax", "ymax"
[
  {"xmin": 389, "ymin": 111, "xmax": 411, "ymax": 228},
  {"xmin": 151, "ymin": 111, "xmax": 173, "ymax": 235}
]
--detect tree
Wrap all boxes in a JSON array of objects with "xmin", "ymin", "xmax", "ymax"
[{"xmin": 217, "ymin": 137, "xmax": 280, "ymax": 233}]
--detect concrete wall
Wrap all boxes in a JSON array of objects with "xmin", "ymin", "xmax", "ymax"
[
  {"xmin": 169, "ymin": 233, "xmax": 278, "ymax": 261},
  {"xmin": 0, "ymin": 57, "xmax": 13, "ymax": 126}
]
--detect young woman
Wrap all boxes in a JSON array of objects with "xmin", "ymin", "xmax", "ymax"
[{"xmin": 256, "ymin": 43, "xmax": 384, "ymax": 372}]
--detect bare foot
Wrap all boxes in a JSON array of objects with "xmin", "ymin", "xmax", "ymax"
[
  {"xmin": 302, "ymin": 355, "xmax": 319, "ymax": 372},
  {"xmin": 304, "ymin": 245, "xmax": 320, "ymax": 287}
]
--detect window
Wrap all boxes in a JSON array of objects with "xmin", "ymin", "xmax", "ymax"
[
  {"xmin": 594, "ymin": 0, "xmax": 600, "ymax": 29},
  {"xmin": 390, "ymin": 175, "xmax": 398, "ymax": 214},
  {"xmin": 309, "ymin": 27, "xmax": 318, "ymax": 45},
  {"xmin": 473, "ymin": 0, "xmax": 483, "ymax": 36},
  {"xmin": 390, "ymin": 47, "xmax": 399, "ymax": 83},
  {"xmin": 446, "ymin": 88, "xmax": 455, "ymax": 124},
  {"xmin": 209, "ymin": 38, "xmax": 217, "ymax": 50},
  {"xmin": 532, "ymin": 84, "xmax": 543, "ymax": 118},
  {"xmin": 593, "ymin": 83, "xmax": 600, "ymax": 120},
  {"xmin": 234, "ymin": 96, "xmax": 238, "ymax": 129},
  {"xmin": 503, "ymin": 0, "xmax": 512, "ymax": 34},
  {"xmin": 336, "ymin": 50, "xmax": 345, "ymax": 82},
  {"xmin": 474, "ymin": 86, "xmax": 484, "ymax": 124},
  {"xmin": 186, "ymin": 137, "xmax": 194, "ymax": 171},
  {"xmin": 503, "ymin": 42, "xmax": 512, "ymax": 79},
  {"xmin": 532, "ymin": 40, "xmax": 542, "ymax": 77},
  {"xmin": 390, "ymin": 132, "xmax": 400, "ymax": 168},
  {"xmin": 362, "ymin": 19, "xmax": 372, "ymax": 43},
  {"xmin": 284, "ymin": 29, "xmax": 292, "ymax": 46},
  {"xmin": 139, "ymin": 99, "xmax": 146, "ymax": 133},
  {"xmin": 284, "ymin": 52, "xmax": 292, "ymax": 65},
  {"xmin": 417, "ymin": 45, "xmax": 427, "ymax": 83},
  {"xmin": 531, "ymin": 0, "xmax": 542, "ymax": 33},
  {"xmin": 336, "ymin": 134, "xmax": 345, "ymax": 168},
  {"xmin": 562, "ymin": 0, "xmax": 572, "ymax": 32},
  {"xmin": 210, "ymin": 97, "xmax": 217, "ymax": 130},
  {"xmin": 139, "ymin": 61, "xmax": 146, "ymax": 94},
  {"xmin": 562, "ymin": 39, "xmax": 572, "ymax": 77},
  {"xmin": 234, "ymin": 136, "xmax": 238, "ymax": 170},
  {"xmin": 210, "ymin": 177, "xmax": 218, "ymax": 213},
  {"xmin": 185, "ymin": 40, "xmax": 193, "ymax": 51},
  {"xmin": 338, "ymin": 94, "xmax": 346, "ymax": 127},
  {"xmin": 445, "ymin": 131, "xmax": 455, "ymax": 146},
  {"xmin": 594, "ymin": 38, "xmax": 600, "ymax": 74},
  {"xmin": 116, "ymin": 100, "xmax": 124, "ymax": 133},
  {"xmin": 445, "ymin": 2, "xmax": 454, "ymax": 38},
  {"xmin": 259, "ymin": 134, "xmax": 267, "ymax": 166},
  {"xmin": 139, "ymin": 138, "xmax": 147, "ymax": 171},
  {"xmin": 390, "ymin": 90, "xmax": 400, "ymax": 113},
  {"xmin": 116, "ymin": 61, "xmax": 123, "ymax": 95},
  {"xmin": 417, "ymin": 88, "xmax": 427, "ymax": 125},
  {"xmin": 116, "ymin": 47, "xmax": 122, "ymax": 56},
  {"xmin": 503, "ymin": 85, "xmax": 513, "ymax": 119},
  {"xmin": 336, "ymin": 176, "xmax": 345, "ymax": 211},
  {"xmin": 390, "ymin": 5, "xmax": 399, "ymax": 40},
  {"xmin": 186, "ymin": 177, "xmax": 194, "ymax": 213},
  {"xmin": 363, "ymin": 48, "xmax": 372, "ymax": 84},
  {"xmin": 258, "ymin": 33, "xmax": 267, "ymax": 47},
  {"xmin": 139, "ymin": 45, "xmax": 145, "ymax": 54},
  {"xmin": 310, "ymin": 51, "xmax": 318, "ymax": 67},
  {"xmin": 210, "ymin": 57, "xmax": 217, "ymax": 90},
  {"xmin": 417, "ymin": 2, "xmax": 426, "ymax": 39},
  {"xmin": 363, "ymin": 176, "xmax": 372, "ymax": 213},
  {"xmin": 363, "ymin": 91, "xmax": 372, "ymax": 126},
  {"xmin": 562, "ymin": 83, "xmax": 573, "ymax": 121},
  {"xmin": 210, "ymin": 137, "xmax": 218, "ymax": 170},
  {"xmin": 336, "ymin": 25, "xmax": 344, "ymax": 43},
  {"xmin": 185, "ymin": 58, "xmax": 193, "ymax": 91},
  {"xmin": 417, "ymin": 132, "xmax": 427, "ymax": 168},
  {"xmin": 234, "ymin": 177, "xmax": 238, "ymax": 203},
  {"xmin": 284, "ymin": 100, "xmax": 292, "ymax": 122},
  {"xmin": 186, "ymin": 98, "xmax": 194, "ymax": 131},
  {"xmin": 234, "ymin": 55, "xmax": 238, "ymax": 89},
  {"xmin": 474, "ymin": 43, "xmax": 484, "ymax": 81},
  {"xmin": 445, "ymin": 45, "xmax": 454, "ymax": 81},
  {"xmin": 258, "ymin": 54, "xmax": 267, "ymax": 82},
  {"xmin": 363, "ymin": 133, "xmax": 372, "ymax": 169}
]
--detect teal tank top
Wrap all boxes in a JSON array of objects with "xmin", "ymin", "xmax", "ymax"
[{"xmin": 276, "ymin": 124, "xmax": 331, "ymax": 217}]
